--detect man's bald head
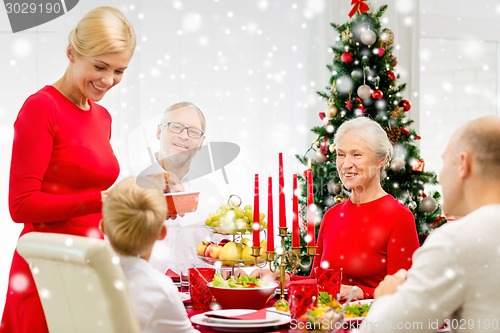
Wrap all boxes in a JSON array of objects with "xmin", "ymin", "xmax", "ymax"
[{"xmin": 455, "ymin": 116, "xmax": 500, "ymax": 179}]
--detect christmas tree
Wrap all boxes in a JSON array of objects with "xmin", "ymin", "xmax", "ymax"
[{"xmin": 297, "ymin": 2, "xmax": 445, "ymax": 245}]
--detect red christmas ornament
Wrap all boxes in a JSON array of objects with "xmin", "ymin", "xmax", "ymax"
[
  {"xmin": 411, "ymin": 159, "xmax": 425, "ymax": 172},
  {"xmin": 341, "ymin": 52, "xmax": 353, "ymax": 63},
  {"xmin": 390, "ymin": 55, "xmax": 398, "ymax": 66},
  {"xmin": 319, "ymin": 112, "xmax": 326, "ymax": 120},
  {"xmin": 400, "ymin": 127, "xmax": 410, "ymax": 135},
  {"xmin": 320, "ymin": 136, "xmax": 328, "ymax": 155},
  {"xmin": 400, "ymin": 99, "xmax": 411, "ymax": 111},
  {"xmin": 355, "ymin": 98, "xmax": 365, "ymax": 114},
  {"xmin": 377, "ymin": 48, "xmax": 385, "ymax": 56},
  {"xmin": 345, "ymin": 99, "xmax": 353, "ymax": 110},
  {"xmin": 371, "ymin": 89, "xmax": 383, "ymax": 99},
  {"xmin": 387, "ymin": 70, "xmax": 396, "ymax": 82},
  {"xmin": 416, "ymin": 135, "xmax": 421, "ymax": 140}
]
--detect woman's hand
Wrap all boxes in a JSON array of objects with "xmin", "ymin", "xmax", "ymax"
[
  {"xmin": 141, "ymin": 172, "xmax": 185, "ymax": 220},
  {"xmin": 339, "ymin": 284, "xmax": 364, "ymax": 301},
  {"xmin": 143, "ymin": 171, "xmax": 184, "ymax": 193}
]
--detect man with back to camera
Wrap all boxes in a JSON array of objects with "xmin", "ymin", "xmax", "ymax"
[
  {"xmin": 138, "ymin": 102, "xmax": 225, "ymax": 276},
  {"xmin": 355, "ymin": 116, "xmax": 500, "ymax": 332}
]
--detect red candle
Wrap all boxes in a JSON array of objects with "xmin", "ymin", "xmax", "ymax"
[
  {"xmin": 267, "ymin": 177, "xmax": 274, "ymax": 251},
  {"xmin": 306, "ymin": 169, "xmax": 315, "ymax": 246},
  {"xmin": 253, "ymin": 174, "xmax": 260, "ymax": 247},
  {"xmin": 292, "ymin": 174, "xmax": 300, "ymax": 247},
  {"xmin": 278, "ymin": 153, "xmax": 286, "ymax": 228}
]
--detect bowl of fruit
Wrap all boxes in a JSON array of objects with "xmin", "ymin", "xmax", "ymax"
[
  {"xmin": 208, "ymin": 273, "xmax": 278, "ymax": 309},
  {"xmin": 204, "ymin": 196, "xmax": 267, "ymax": 235},
  {"xmin": 196, "ymin": 237, "xmax": 267, "ymax": 267}
]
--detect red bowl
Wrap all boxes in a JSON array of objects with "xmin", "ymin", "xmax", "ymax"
[
  {"xmin": 164, "ymin": 191, "xmax": 199, "ymax": 215},
  {"xmin": 207, "ymin": 282, "xmax": 278, "ymax": 309}
]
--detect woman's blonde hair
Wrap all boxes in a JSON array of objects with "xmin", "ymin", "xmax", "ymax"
[
  {"xmin": 102, "ymin": 177, "xmax": 166, "ymax": 256},
  {"xmin": 334, "ymin": 116, "xmax": 393, "ymax": 179},
  {"xmin": 69, "ymin": 6, "xmax": 136, "ymax": 57}
]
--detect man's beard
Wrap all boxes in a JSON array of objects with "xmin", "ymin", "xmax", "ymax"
[{"xmin": 166, "ymin": 150, "xmax": 193, "ymax": 168}]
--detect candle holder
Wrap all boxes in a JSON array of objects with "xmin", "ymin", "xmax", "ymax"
[{"xmin": 260, "ymin": 226, "xmax": 318, "ymax": 302}]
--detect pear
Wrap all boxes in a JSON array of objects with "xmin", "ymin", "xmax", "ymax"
[
  {"xmin": 240, "ymin": 237, "xmax": 252, "ymax": 247},
  {"xmin": 219, "ymin": 241, "xmax": 241, "ymax": 266},
  {"xmin": 235, "ymin": 242, "xmax": 243, "ymax": 256},
  {"xmin": 259, "ymin": 240, "xmax": 267, "ymax": 259},
  {"xmin": 240, "ymin": 245, "xmax": 254, "ymax": 265}
]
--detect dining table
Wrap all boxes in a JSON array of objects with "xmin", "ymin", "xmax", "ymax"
[{"xmin": 184, "ymin": 292, "xmax": 354, "ymax": 333}]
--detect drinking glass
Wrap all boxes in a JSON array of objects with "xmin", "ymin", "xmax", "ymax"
[
  {"xmin": 180, "ymin": 270, "xmax": 189, "ymax": 293},
  {"xmin": 314, "ymin": 267, "xmax": 342, "ymax": 298},
  {"xmin": 188, "ymin": 267, "xmax": 215, "ymax": 311},
  {"xmin": 288, "ymin": 279, "xmax": 318, "ymax": 320}
]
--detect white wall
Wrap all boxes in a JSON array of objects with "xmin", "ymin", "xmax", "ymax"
[{"xmin": 419, "ymin": 0, "xmax": 500, "ymax": 186}]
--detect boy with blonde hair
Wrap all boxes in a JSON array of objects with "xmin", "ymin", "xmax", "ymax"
[{"xmin": 102, "ymin": 177, "xmax": 199, "ymax": 333}]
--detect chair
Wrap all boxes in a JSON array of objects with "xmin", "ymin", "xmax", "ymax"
[{"xmin": 17, "ymin": 232, "xmax": 141, "ymax": 333}]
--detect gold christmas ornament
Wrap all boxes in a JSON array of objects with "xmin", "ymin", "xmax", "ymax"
[
  {"xmin": 334, "ymin": 195, "xmax": 346, "ymax": 203},
  {"xmin": 341, "ymin": 27, "xmax": 353, "ymax": 42},
  {"xmin": 329, "ymin": 143, "xmax": 336, "ymax": 153},
  {"xmin": 327, "ymin": 105, "xmax": 339, "ymax": 118},
  {"xmin": 390, "ymin": 106, "xmax": 405, "ymax": 119},
  {"xmin": 380, "ymin": 28, "xmax": 394, "ymax": 47}
]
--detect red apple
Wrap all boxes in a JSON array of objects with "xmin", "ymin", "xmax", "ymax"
[
  {"xmin": 196, "ymin": 241, "xmax": 212, "ymax": 257},
  {"xmin": 218, "ymin": 239, "xmax": 231, "ymax": 246},
  {"xmin": 205, "ymin": 244, "xmax": 222, "ymax": 259}
]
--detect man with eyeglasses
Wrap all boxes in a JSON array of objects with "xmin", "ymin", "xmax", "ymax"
[
  {"xmin": 137, "ymin": 101, "xmax": 225, "ymax": 276},
  {"xmin": 156, "ymin": 102, "xmax": 206, "ymax": 183}
]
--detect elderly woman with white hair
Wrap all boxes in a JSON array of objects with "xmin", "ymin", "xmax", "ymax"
[
  {"xmin": 251, "ymin": 117, "xmax": 419, "ymax": 301},
  {"xmin": 311, "ymin": 116, "xmax": 419, "ymax": 300}
]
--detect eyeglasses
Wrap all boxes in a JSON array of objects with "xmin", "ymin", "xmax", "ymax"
[{"xmin": 162, "ymin": 122, "xmax": 205, "ymax": 139}]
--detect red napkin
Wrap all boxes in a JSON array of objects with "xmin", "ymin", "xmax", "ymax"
[
  {"xmin": 165, "ymin": 269, "xmax": 180, "ymax": 282},
  {"xmin": 205, "ymin": 308, "xmax": 267, "ymax": 320}
]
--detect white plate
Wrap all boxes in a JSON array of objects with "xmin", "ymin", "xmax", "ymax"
[
  {"xmin": 179, "ymin": 292, "xmax": 190, "ymax": 303},
  {"xmin": 191, "ymin": 309, "xmax": 290, "ymax": 332},
  {"xmin": 201, "ymin": 309, "xmax": 280, "ymax": 324},
  {"xmin": 343, "ymin": 299, "xmax": 373, "ymax": 322},
  {"xmin": 266, "ymin": 307, "xmax": 290, "ymax": 317}
]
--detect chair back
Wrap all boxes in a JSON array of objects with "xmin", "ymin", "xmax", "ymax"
[{"xmin": 17, "ymin": 232, "xmax": 140, "ymax": 333}]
